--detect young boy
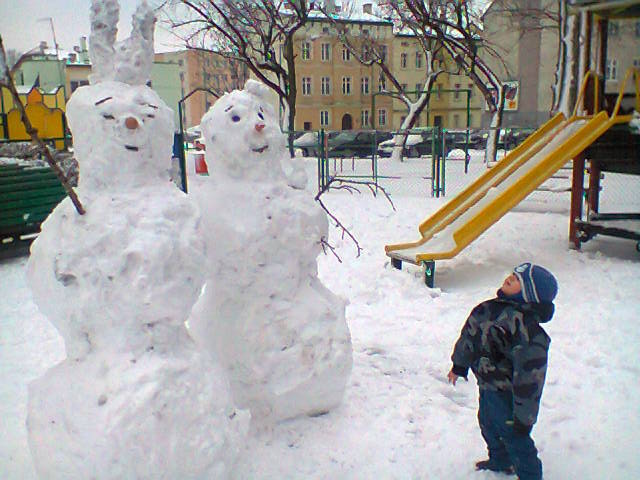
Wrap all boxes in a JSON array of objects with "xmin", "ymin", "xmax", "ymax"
[{"xmin": 447, "ymin": 263, "xmax": 558, "ymax": 480}]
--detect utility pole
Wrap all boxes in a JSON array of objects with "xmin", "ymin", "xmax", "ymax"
[{"xmin": 38, "ymin": 17, "xmax": 65, "ymax": 96}]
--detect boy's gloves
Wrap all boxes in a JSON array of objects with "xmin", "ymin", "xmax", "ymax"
[
  {"xmin": 451, "ymin": 364, "xmax": 468, "ymax": 378},
  {"xmin": 511, "ymin": 419, "xmax": 532, "ymax": 435}
]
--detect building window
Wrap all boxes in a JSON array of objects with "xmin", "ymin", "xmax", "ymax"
[
  {"xmin": 361, "ymin": 77, "xmax": 370, "ymax": 95},
  {"xmin": 636, "ymin": 21, "xmax": 640, "ymax": 37},
  {"xmin": 606, "ymin": 58, "xmax": 618, "ymax": 80},
  {"xmin": 378, "ymin": 74, "xmax": 386, "ymax": 92},
  {"xmin": 415, "ymin": 83, "xmax": 422, "ymax": 94},
  {"xmin": 468, "ymin": 83, "xmax": 474, "ymax": 98},
  {"xmin": 361, "ymin": 110, "xmax": 370, "ymax": 127},
  {"xmin": 342, "ymin": 46, "xmax": 351, "ymax": 61},
  {"xmin": 321, "ymin": 76, "xmax": 331, "ymax": 95},
  {"xmin": 378, "ymin": 109, "xmax": 387, "ymax": 126},
  {"xmin": 608, "ymin": 21, "xmax": 619, "ymax": 36},
  {"xmin": 379, "ymin": 45, "xmax": 387, "ymax": 62},
  {"xmin": 634, "ymin": 58, "xmax": 640, "ymax": 69},
  {"xmin": 436, "ymin": 83, "xmax": 442, "ymax": 99},
  {"xmin": 302, "ymin": 77, "xmax": 312, "ymax": 95},
  {"xmin": 302, "ymin": 42, "xmax": 311, "ymax": 60},
  {"xmin": 342, "ymin": 76, "xmax": 352, "ymax": 95},
  {"xmin": 453, "ymin": 113, "xmax": 460, "ymax": 128},
  {"xmin": 401, "ymin": 52, "xmax": 407, "ymax": 68},
  {"xmin": 70, "ymin": 80, "xmax": 89, "ymax": 92},
  {"xmin": 320, "ymin": 110, "xmax": 330, "ymax": 127},
  {"xmin": 454, "ymin": 83, "xmax": 461, "ymax": 100},
  {"xmin": 415, "ymin": 52, "xmax": 422, "ymax": 69},
  {"xmin": 321, "ymin": 43, "xmax": 331, "ymax": 61},
  {"xmin": 362, "ymin": 45, "xmax": 370, "ymax": 62},
  {"xmin": 401, "ymin": 83, "xmax": 408, "ymax": 92}
]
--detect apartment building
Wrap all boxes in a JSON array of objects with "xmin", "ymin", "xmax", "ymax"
[
  {"xmin": 154, "ymin": 49, "xmax": 248, "ymax": 129},
  {"xmin": 481, "ymin": 0, "xmax": 640, "ymax": 127},
  {"xmin": 293, "ymin": 16, "xmax": 395, "ymax": 131},
  {"xmin": 604, "ymin": 19, "xmax": 640, "ymax": 96},
  {"xmin": 392, "ymin": 34, "xmax": 485, "ymax": 130},
  {"xmin": 288, "ymin": 6, "xmax": 484, "ymax": 132}
]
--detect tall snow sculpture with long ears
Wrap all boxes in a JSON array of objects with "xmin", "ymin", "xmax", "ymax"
[
  {"xmin": 188, "ymin": 79, "xmax": 353, "ymax": 423},
  {"xmin": 25, "ymin": 1, "xmax": 248, "ymax": 479}
]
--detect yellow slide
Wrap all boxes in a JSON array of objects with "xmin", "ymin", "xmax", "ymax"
[
  {"xmin": 385, "ymin": 68, "xmax": 638, "ymax": 286},
  {"xmin": 385, "ymin": 112, "xmax": 611, "ymax": 271}
]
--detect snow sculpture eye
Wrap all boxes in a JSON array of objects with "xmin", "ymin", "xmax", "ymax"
[
  {"xmin": 258, "ymin": 112, "xmax": 264, "ymax": 120},
  {"xmin": 232, "ymin": 114, "xmax": 241, "ymax": 122},
  {"xmin": 102, "ymin": 114, "xmax": 115, "ymax": 120}
]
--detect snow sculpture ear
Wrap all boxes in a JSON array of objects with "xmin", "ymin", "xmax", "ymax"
[
  {"xmin": 89, "ymin": 0, "xmax": 156, "ymax": 86},
  {"xmin": 89, "ymin": 0, "xmax": 119, "ymax": 84},
  {"xmin": 244, "ymin": 79, "xmax": 270, "ymax": 100}
]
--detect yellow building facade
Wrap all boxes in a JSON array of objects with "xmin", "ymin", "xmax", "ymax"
[{"xmin": 289, "ymin": 17, "xmax": 485, "ymax": 132}]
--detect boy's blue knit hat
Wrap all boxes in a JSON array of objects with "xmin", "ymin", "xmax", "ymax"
[{"xmin": 513, "ymin": 262, "xmax": 558, "ymax": 303}]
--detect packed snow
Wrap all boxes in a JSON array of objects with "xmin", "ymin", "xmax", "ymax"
[
  {"xmin": 3, "ymin": 149, "xmax": 640, "ymax": 478},
  {"xmin": 2, "ymin": 0, "xmax": 640, "ymax": 477}
]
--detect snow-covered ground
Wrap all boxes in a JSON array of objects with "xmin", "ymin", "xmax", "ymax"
[{"xmin": 2, "ymin": 157, "xmax": 640, "ymax": 479}]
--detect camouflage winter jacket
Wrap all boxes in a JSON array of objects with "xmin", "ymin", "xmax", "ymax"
[{"xmin": 451, "ymin": 297, "xmax": 554, "ymax": 428}]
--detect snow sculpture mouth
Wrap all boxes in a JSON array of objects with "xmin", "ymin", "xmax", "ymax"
[
  {"xmin": 125, "ymin": 145, "xmax": 139, "ymax": 151},
  {"xmin": 251, "ymin": 145, "xmax": 268, "ymax": 154}
]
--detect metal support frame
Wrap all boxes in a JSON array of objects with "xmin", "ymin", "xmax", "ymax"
[
  {"xmin": 423, "ymin": 261, "xmax": 435, "ymax": 288},
  {"xmin": 177, "ymin": 87, "xmax": 219, "ymax": 193}
]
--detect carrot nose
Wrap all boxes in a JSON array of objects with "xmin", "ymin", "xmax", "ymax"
[
  {"xmin": 125, "ymin": 117, "xmax": 139, "ymax": 130},
  {"xmin": 255, "ymin": 123, "xmax": 265, "ymax": 132}
]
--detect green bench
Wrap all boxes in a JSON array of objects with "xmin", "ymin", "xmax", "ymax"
[{"xmin": 0, "ymin": 164, "xmax": 67, "ymax": 259}]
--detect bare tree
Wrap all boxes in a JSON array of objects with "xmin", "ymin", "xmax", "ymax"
[
  {"xmin": 382, "ymin": 0, "xmax": 509, "ymax": 163},
  {"xmin": 319, "ymin": 4, "xmax": 447, "ymax": 162},
  {"xmin": 168, "ymin": 0, "xmax": 312, "ymax": 143},
  {"xmin": 0, "ymin": 36, "xmax": 85, "ymax": 215}
]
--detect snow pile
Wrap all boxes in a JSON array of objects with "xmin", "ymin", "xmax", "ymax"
[
  {"xmin": 24, "ymin": 2, "xmax": 248, "ymax": 479},
  {"xmin": 188, "ymin": 80, "xmax": 353, "ymax": 423}
]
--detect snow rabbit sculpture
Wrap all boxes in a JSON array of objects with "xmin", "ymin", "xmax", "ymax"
[{"xmin": 26, "ymin": 2, "xmax": 248, "ymax": 479}]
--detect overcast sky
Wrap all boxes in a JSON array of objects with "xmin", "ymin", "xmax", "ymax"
[{"xmin": 0, "ymin": 0, "xmax": 183, "ymax": 55}]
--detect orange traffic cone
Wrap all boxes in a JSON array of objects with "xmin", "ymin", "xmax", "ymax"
[{"xmin": 195, "ymin": 153, "xmax": 209, "ymax": 175}]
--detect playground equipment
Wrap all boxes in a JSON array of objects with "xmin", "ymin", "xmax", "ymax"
[
  {"xmin": 1, "ymin": 85, "xmax": 66, "ymax": 150},
  {"xmin": 385, "ymin": 69, "xmax": 639, "ymax": 287}
]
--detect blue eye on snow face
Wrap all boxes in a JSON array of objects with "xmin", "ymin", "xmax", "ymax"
[
  {"xmin": 232, "ymin": 115, "xmax": 241, "ymax": 122},
  {"xmin": 258, "ymin": 112, "xmax": 264, "ymax": 120}
]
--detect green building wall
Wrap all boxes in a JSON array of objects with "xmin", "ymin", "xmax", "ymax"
[{"xmin": 150, "ymin": 61, "xmax": 182, "ymax": 130}]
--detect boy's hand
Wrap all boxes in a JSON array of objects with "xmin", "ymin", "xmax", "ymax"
[{"xmin": 447, "ymin": 370, "xmax": 461, "ymax": 385}]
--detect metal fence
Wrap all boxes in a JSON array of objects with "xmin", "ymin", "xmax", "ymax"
[{"xmin": 285, "ymin": 127, "xmax": 589, "ymax": 211}]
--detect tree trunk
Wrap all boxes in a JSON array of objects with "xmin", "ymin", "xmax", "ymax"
[
  {"xmin": 485, "ymin": 84, "xmax": 506, "ymax": 165},
  {"xmin": 283, "ymin": 38, "xmax": 297, "ymax": 156},
  {"xmin": 391, "ymin": 73, "xmax": 438, "ymax": 162}
]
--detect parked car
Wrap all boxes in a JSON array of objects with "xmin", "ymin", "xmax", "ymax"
[
  {"xmin": 184, "ymin": 125, "xmax": 201, "ymax": 143},
  {"xmin": 444, "ymin": 130, "xmax": 487, "ymax": 151},
  {"xmin": 293, "ymin": 131, "xmax": 341, "ymax": 157},
  {"xmin": 377, "ymin": 133, "xmax": 425, "ymax": 158},
  {"xmin": 327, "ymin": 131, "xmax": 392, "ymax": 158},
  {"xmin": 378, "ymin": 130, "xmax": 452, "ymax": 158},
  {"xmin": 502, "ymin": 128, "xmax": 535, "ymax": 150}
]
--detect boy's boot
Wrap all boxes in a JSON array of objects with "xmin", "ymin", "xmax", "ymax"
[{"xmin": 475, "ymin": 459, "xmax": 516, "ymax": 474}]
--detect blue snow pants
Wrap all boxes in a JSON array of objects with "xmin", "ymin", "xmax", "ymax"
[{"xmin": 478, "ymin": 389, "xmax": 543, "ymax": 480}]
